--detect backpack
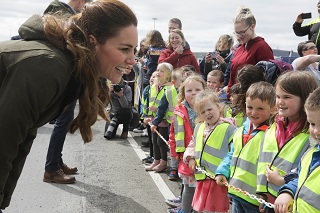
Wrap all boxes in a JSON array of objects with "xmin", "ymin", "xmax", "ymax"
[{"xmin": 255, "ymin": 59, "xmax": 293, "ymax": 85}]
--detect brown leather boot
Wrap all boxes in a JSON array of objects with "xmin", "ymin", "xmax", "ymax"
[
  {"xmin": 120, "ymin": 131, "xmax": 128, "ymax": 139},
  {"xmin": 43, "ymin": 169, "xmax": 76, "ymax": 184},
  {"xmin": 61, "ymin": 163, "xmax": 78, "ymax": 175},
  {"xmin": 153, "ymin": 159, "xmax": 167, "ymax": 173}
]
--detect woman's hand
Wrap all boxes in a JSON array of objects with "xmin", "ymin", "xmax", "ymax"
[
  {"xmin": 175, "ymin": 45, "xmax": 184, "ymax": 54},
  {"xmin": 215, "ymin": 54, "xmax": 226, "ymax": 64},
  {"xmin": 205, "ymin": 53, "xmax": 212, "ymax": 63},
  {"xmin": 138, "ymin": 57, "xmax": 145, "ymax": 65},
  {"xmin": 266, "ymin": 165, "xmax": 285, "ymax": 186},
  {"xmin": 274, "ymin": 193, "xmax": 293, "ymax": 213}
]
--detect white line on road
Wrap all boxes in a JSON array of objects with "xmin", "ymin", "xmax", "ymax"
[{"xmin": 127, "ymin": 132, "xmax": 176, "ymax": 200}]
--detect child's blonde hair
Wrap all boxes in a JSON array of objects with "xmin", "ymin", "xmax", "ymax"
[
  {"xmin": 207, "ymin": 70, "xmax": 224, "ymax": 83},
  {"xmin": 234, "ymin": 7, "xmax": 256, "ymax": 27},
  {"xmin": 194, "ymin": 89, "xmax": 220, "ymax": 123},
  {"xmin": 177, "ymin": 75, "xmax": 207, "ymax": 104},
  {"xmin": 274, "ymin": 71, "xmax": 318, "ymax": 135},
  {"xmin": 215, "ymin": 34, "xmax": 234, "ymax": 51},
  {"xmin": 172, "ymin": 67, "xmax": 183, "ymax": 81},
  {"xmin": 157, "ymin": 62, "xmax": 173, "ymax": 84}
]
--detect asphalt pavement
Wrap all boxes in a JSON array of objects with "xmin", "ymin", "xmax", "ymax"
[{"xmin": 4, "ymin": 118, "xmax": 182, "ymax": 213}]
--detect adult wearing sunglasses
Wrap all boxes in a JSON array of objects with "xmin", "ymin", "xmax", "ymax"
[
  {"xmin": 227, "ymin": 7, "xmax": 274, "ymax": 92},
  {"xmin": 292, "ymin": 40, "xmax": 320, "ymax": 84}
]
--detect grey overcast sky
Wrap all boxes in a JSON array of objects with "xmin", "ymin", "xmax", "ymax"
[{"xmin": 0, "ymin": 0, "xmax": 317, "ymax": 52}]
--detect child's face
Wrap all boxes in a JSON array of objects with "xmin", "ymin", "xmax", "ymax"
[
  {"xmin": 246, "ymin": 97, "xmax": 272, "ymax": 128},
  {"xmin": 306, "ymin": 108, "xmax": 320, "ymax": 144},
  {"xmin": 230, "ymin": 93, "xmax": 239, "ymax": 105},
  {"xmin": 207, "ymin": 75, "xmax": 223, "ymax": 91},
  {"xmin": 150, "ymin": 73, "xmax": 158, "ymax": 85},
  {"xmin": 199, "ymin": 101, "xmax": 221, "ymax": 126},
  {"xmin": 276, "ymin": 85, "xmax": 302, "ymax": 121},
  {"xmin": 184, "ymin": 80, "xmax": 204, "ymax": 108},
  {"xmin": 156, "ymin": 65, "xmax": 168, "ymax": 84},
  {"xmin": 173, "ymin": 77, "xmax": 183, "ymax": 88}
]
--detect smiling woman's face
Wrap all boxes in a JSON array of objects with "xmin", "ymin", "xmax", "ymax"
[
  {"xmin": 94, "ymin": 25, "xmax": 138, "ymax": 83},
  {"xmin": 169, "ymin": 32, "xmax": 183, "ymax": 49}
]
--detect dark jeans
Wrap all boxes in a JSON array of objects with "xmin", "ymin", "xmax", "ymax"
[
  {"xmin": 45, "ymin": 101, "xmax": 77, "ymax": 172},
  {"xmin": 232, "ymin": 198, "xmax": 260, "ymax": 213}
]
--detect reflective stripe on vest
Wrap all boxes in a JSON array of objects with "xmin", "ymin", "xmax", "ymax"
[
  {"xmin": 149, "ymin": 85, "xmax": 167, "ymax": 117},
  {"xmin": 165, "ymin": 85, "xmax": 178, "ymax": 124},
  {"xmin": 141, "ymin": 87, "xmax": 149, "ymax": 118},
  {"xmin": 228, "ymin": 126, "xmax": 265, "ymax": 206},
  {"xmin": 256, "ymin": 123, "xmax": 310, "ymax": 197},
  {"xmin": 194, "ymin": 122, "xmax": 235, "ymax": 181},
  {"xmin": 293, "ymin": 147, "xmax": 320, "ymax": 213},
  {"xmin": 174, "ymin": 114, "xmax": 186, "ymax": 153}
]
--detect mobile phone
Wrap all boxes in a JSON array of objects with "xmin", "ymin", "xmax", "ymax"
[
  {"xmin": 301, "ymin": 12, "xmax": 312, "ymax": 19},
  {"xmin": 209, "ymin": 51, "xmax": 219, "ymax": 58}
]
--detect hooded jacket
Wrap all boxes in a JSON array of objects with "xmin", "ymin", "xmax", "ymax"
[
  {"xmin": 227, "ymin": 36, "xmax": 274, "ymax": 90},
  {"xmin": 158, "ymin": 47, "xmax": 200, "ymax": 73},
  {"xmin": 0, "ymin": 15, "xmax": 80, "ymax": 209}
]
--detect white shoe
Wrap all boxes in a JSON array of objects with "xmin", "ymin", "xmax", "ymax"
[
  {"xmin": 141, "ymin": 128, "xmax": 148, "ymax": 137},
  {"xmin": 133, "ymin": 128, "xmax": 143, "ymax": 133}
]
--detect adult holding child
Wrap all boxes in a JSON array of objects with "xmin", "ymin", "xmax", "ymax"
[
  {"xmin": 158, "ymin": 29, "xmax": 200, "ymax": 73},
  {"xmin": 227, "ymin": 7, "xmax": 274, "ymax": 91},
  {"xmin": 0, "ymin": 0, "xmax": 138, "ymax": 211}
]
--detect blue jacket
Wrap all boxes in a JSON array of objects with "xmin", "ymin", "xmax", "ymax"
[{"xmin": 278, "ymin": 143, "xmax": 320, "ymax": 197}]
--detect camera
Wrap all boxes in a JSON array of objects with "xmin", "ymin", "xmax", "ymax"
[
  {"xmin": 104, "ymin": 115, "xmax": 118, "ymax": 140},
  {"xmin": 113, "ymin": 84, "xmax": 123, "ymax": 92},
  {"xmin": 209, "ymin": 51, "xmax": 219, "ymax": 59}
]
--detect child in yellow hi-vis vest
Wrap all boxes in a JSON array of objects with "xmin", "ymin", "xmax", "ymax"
[
  {"xmin": 144, "ymin": 62, "xmax": 173, "ymax": 172},
  {"xmin": 184, "ymin": 89, "xmax": 236, "ymax": 213},
  {"xmin": 256, "ymin": 71, "xmax": 317, "ymax": 213},
  {"xmin": 168, "ymin": 75, "xmax": 207, "ymax": 213},
  {"xmin": 215, "ymin": 81, "xmax": 276, "ymax": 213},
  {"xmin": 150, "ymin": 68, "xmax": 184, "ymax": 180},
  {"xmin": 274, "ymin": 87, "xmax": 320, "ymax": 213},
  {"xmin": 141, "ymin": 71, "xmax": 158, "ymax": 164}
]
